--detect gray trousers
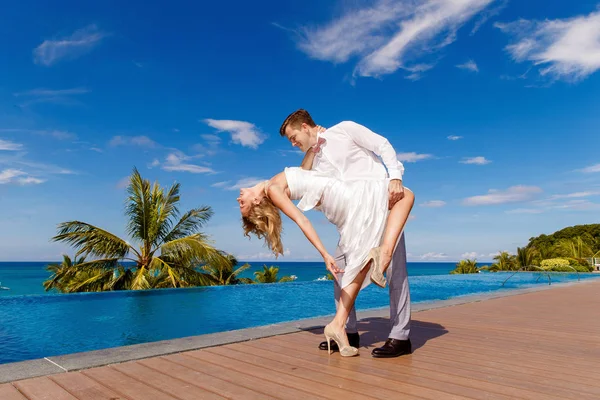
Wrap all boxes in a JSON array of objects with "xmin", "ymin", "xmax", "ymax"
[{"xmin": 333, "ymin": 233, "xmax": 411, "ymax": 340}]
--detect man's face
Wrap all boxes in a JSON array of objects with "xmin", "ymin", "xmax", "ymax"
[{"xmin": 284, "ymin": 124, "xmax": 311, "ymax": 153}]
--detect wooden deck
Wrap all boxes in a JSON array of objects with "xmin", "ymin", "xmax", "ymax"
[{"xmin": 2, "ymin": 280, "xmax": 600, "ymax": 399}]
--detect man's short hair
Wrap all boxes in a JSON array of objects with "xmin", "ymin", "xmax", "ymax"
[{"xmin": 279, "ymin": 109, "xmax": 316, "ymax": 136}]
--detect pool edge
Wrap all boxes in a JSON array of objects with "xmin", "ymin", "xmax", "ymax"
[{"xmin": 0, "ymin": 278, "xmax": 592, "ymax": 384}]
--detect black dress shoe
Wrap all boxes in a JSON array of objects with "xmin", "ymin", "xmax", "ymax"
[
  {"xmin": 371, "ymin": 338, "xmax": 412, "ymax": 358},
  {"xmin": 318, "ymin": 332, "xmax": 360, "ymax": 352}
]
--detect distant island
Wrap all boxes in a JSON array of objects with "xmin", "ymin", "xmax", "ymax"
[{"xmin": 451, "ymin": 224, "xmax": 600, "ymax": 274}]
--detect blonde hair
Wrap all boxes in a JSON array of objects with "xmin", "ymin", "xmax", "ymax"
[{"xmin": 242, "ymin": 197, "xmax": 284, "ymax": 257}]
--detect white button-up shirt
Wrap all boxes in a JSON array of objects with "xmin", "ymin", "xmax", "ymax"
[{"xmin": 312, "ymin": 121, "xmax": 404, "ymax": 182}]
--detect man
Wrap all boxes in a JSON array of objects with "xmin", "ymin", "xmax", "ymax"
[{"xmin": 280, "ymin": 109, "xmax": 412, "ymax": 358}]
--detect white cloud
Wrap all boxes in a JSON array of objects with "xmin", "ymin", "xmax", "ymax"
[
  {"xmin": 470, "ymin": 0, "xmax": 508, "ymax": 35},
  {"xmin": 11, "ymin": 87, "xmax": 89, "ymax": 107},
  {"xmin": 461, "ymin": 252, "xmax": 481, "ymax": 259},
  {"xmin": 456, "ymin": 59, "xmax": 479, "ymax": 72},
  {"xmin": 17, "ymin": 176, "xmax": 46, "ymax": 185},
  {"xmin": 549, "ymin": 199, "xmax": 600, "ymax": 211},
  {"xmin": 162, "ymin": 152, "xmax": 215, "ymax": 174},
  {"xmin": 33, "ymin": 25, "xmax": 107, "ymax": 66},
  {"xmin": 397, "ymin": 152, "xmax": 433, "ymax": 162},
  {"xmin": 420, "ymin": 200, "xmax": 446, "ymax": 207},
  {"xmin": 0, "ymin": 139, "xmax": 23, "ymax": 151},
  {"xmin": 201, "ymin": 134, "xmax": 222, "ymax": 144},
  {"xmin": 505, "ymin": 208, "xmax": 544, "ymax": 214},
  {"xmin": 496, "ymin": 9, "xmax": 600, "ymax": 82},
  {"xmin": 463, "ymin": 185, "xmax": 542, "ymax": 206},
  {"xmin": 203, "ymin": 119, "xmax": 266, "ymax": 149},
  {"xmin": 211, "ymin": 181, "xmax": 231, "ymax": 188},
  {"xmin": 0, "ymin": 129, "xmax": 76, "ymax": 140},
  {"xmin": 109, "ymin": 136, "xmax": 158, "ymax": 148},
  {"xmin": 580, "ymin": 163, "xmax": 600, "ymax": 173},
  {"xmin": 549, "ymin": 191, "xmax": 600, "ymax": 200},
  {"xmin": 226, "ymin": 177, "xmax": 267, "ymax": 191},
  {"xmin": 0, "ymin": 169, "xmax": 44, "ymax": 185},
  {"xmin": 116, "ymin": 177, "xmax": 130, "ymax": 189},
  {"xmin": 419, "ymin": 252, "xmax": 450, "ymax": 260},
  {"xmin": 447, "ymin": 135, "xmax": 463, "ymax": 140},
  {"xmin": 295, "ymin": 0, "xmax": 496, "ymax": 79},
  {"xmin": 148, "ymin": 159, "xmax": 160, "ymax": 168},
  {"xmin": 13, "ymin": 88, "xmax": 89, "ymax": 97},
  {"xmin": 237, "ymin": 248, "xmax": 291, "ymax": 260},
  {"xmin": 460, "ymin": 156, "xmax": 491, "ymax": 165}
]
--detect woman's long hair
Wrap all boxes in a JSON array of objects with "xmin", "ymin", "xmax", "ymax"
[{"xmin": 242, "ymin": 197, "xmax": 283, "ymax": 257}]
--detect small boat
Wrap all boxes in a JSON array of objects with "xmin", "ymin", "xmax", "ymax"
[{"xmin": 0, "ymin": 282, "xmax": 9, "ymax": 290}]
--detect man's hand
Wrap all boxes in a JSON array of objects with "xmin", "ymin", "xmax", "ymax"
[{"xmin": 388, "ymin": 179, "xmax": 405, "ymax": 209}]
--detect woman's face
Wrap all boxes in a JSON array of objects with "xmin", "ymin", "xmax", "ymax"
[{"xmin": 237, "ymin": 187, "xmax": 255, "ymax": 217}]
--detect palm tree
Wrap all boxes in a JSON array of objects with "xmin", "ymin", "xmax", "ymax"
[
  {"xmin": 253, "ymin": 265, "xmax": 296, "ymax": 283},
  {"xmin": 202, "ymin": 254, "xmax": 253, "ymax": 285},
  {"xmin": 450, "ymin": 259, "xmax": 479, "ymax": 274},
  {"xmin": 50, "ymin": 168, "xmax": 229, "ymax": 292},
  {"xmin": 516, "ymin": 247, "xmax": 538, "ymax": 271},
  {"xmin": 554, "ymin": 236, "xmax": 593, "ymax": 259},
  {"xmin": 487, "ymin": 251, "xmax": 517, "ymax": 272}
]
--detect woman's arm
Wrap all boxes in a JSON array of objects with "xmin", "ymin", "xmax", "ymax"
[
  {"xmin": 267, "ymin": 183, "xmax": 341, "ymax": 274},
  {"xmin": 300, "ymin": 150, "xmax": 315, "ymax": 170}
]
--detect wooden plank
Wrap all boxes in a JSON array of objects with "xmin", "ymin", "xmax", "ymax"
[
  {"xmin": 257, "ymin": 335, "xmax": 560, "ymax": 400},
  {"xmin": 111, "ymin": 361, "xmax": 224, "ymax": 400},
  {"xmin": 83, "ymin": 366, "xmax": 179, "ymax": 400},
  {"xmin": 205, "ymin": 345, "xmax": 421, "ymax": 400},
  {"xmin": 142, "ymin": 355, "xmax": 282, "ymax": 400},
  {"xmin": 186, "ymin": 349, "xmax": 376, "ymax": 400},
  {"xmin": 229, "ymin": 342, "xmax": 453, "ymax": 400},
  {"xmin": 13, "ymin": 376, "xmax": 78, "ymax": 400},
  {"xmin": 50, "ymin": 372, "xmax": 124, "ymax": 400},
  {"xmin": 0, "ymin": 384, "xmax": 28, "ymax": 400}
]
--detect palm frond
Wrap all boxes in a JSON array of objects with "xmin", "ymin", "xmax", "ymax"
[
  {"xmin": 160, "ymin": 234, "xmax": 225, "ymax": 266},
  {"xmin": 68, "ymin": 268, "xmax": 114, "ymax": 292},
  {"xmin": 161, "ymin": 207, "xmax": 213, "ymax": 244},
  {"xmin": 125, "ymin": 168, "xmax": 153, "ymax": 245},
  {"xmin": 131, "ymin": 266, "xmax": 151, "ymax": 290},
  {"xmin": 52, "ymin": 221, "xmax": 130, "ymax": 259},
  {"xmin": 151, "ymin": 182, "xmax": 181, "ymax": 248}
]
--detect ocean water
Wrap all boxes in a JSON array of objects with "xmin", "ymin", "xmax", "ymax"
[
  {"xmin": 0, "ymin": 270, "xmax": 598, "ymax": 364},
  {"xmin": 0, "ymin": 261, "xmax": 456, "ymax": 297}
]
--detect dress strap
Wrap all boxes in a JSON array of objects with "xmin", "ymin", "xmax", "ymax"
[{"xmin": 263, "ymin": 180, "xmax": 270, "ymax": 196}]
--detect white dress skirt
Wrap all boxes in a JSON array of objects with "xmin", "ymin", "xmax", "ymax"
[{"xmin": 284, "ymin": 167, "xmax": 395, "ymax": 290}]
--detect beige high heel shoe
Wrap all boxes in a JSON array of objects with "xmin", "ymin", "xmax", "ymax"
[
  {"xmin": 324, "ymin": 324, "xmax": 359, "ymax": 357},
  {"xmin": 369, "ymin": 247, "xmax": 387, "ymax": 288}
]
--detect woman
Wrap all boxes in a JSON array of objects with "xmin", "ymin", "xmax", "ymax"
[{"xmin": 238, "ymin": 166, "xmax": 414, "ymax": 356}]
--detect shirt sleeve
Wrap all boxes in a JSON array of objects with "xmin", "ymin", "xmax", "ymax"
[{"xmin": 340, "ymin": 121, "xmax": 405, "ymax": 180}]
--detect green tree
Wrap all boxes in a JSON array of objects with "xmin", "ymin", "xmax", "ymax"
[
  {"xmin": 527, "ymin": 225, "xmax": 600, "ymax": 255},
  {"xmin": 487, "ymin": 251, "xmax": 517, "ymax": 272},
  {"xmin": 554, "ymin": 236, "xmax": 593, "ymax": 259},
  {"xmin": 48, "ymin": 168, "xmax": 229, "ymax": 292},
  {"xmin": 450, "ymin": 259, "xmax": 479, "ymax": 274},
  {"xmin": 202, "ymin": 254, "xmax": 254, "ymax": 285},
  {"xmin": 253, "ymin": 265, "xmax": 296, "ymax": 283},
  {"xmin": 516, "ymin": 247, "xmax": 538, "ymax": 270}
]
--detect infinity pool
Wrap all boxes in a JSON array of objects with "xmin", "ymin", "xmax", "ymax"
[{"xmin": 0, "ymin": 272, "xmax": 597, "ymax": 365}]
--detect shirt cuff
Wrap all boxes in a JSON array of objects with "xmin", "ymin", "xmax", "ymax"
[{"xmin": 388, "ymin": 170, "xmax": 403, "ymax": 181}]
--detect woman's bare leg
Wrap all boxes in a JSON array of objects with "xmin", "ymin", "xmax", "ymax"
[
  {"xmin": 329, "ymin": 262, "xmax": 371, "ymax": 342},
  {"xmin": 380, "ymin": 189, "xmax": 415, "ymax": 273}
]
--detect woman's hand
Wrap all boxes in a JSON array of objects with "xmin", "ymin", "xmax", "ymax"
[{"xmin": 323, "ymin": 253, "xmax": 342, "ymax": 278}]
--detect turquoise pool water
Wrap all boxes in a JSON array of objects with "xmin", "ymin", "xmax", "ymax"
[{"xmin": 0, "ymin": 271, "xmax": 597, "ymax": 365}]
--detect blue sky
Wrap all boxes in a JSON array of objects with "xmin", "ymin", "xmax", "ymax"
[{"xmin": 1, "ymin": 0, "xmax": 600, "ymax": 262}]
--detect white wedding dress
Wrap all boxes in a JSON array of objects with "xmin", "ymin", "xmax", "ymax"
[{"xmin": 284, "ymin": 167, "xmax": 393, "ymax": 290}]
